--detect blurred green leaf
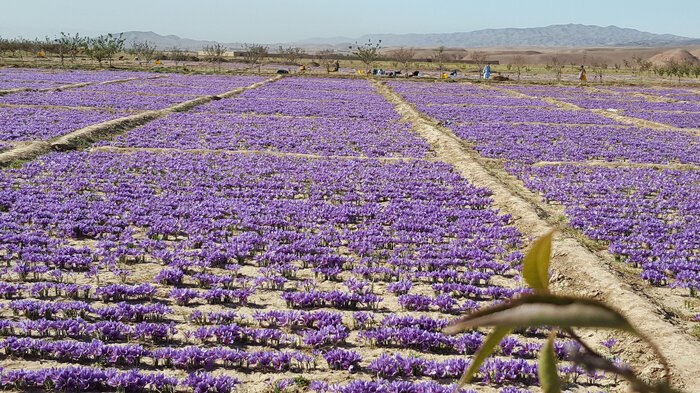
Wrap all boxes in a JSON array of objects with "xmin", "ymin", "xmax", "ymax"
[
  {"xmin": 458, "ymin": 326, "xmax": 512, "ymax": 387},
  {"xmin": 522, "ymin": 230, "xmax": 555, "ymax": 291},
  {"xmin": 444, "ymin": 294, "xmax": 634, "ymax": 334},
  {"xmin": 539, "ymin": 331, "xmax": 561, "ymax": 393}
]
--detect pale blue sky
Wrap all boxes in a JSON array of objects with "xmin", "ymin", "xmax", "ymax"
[{"xmin": 1, "ymin": 0, "xmax": 698, "ymax": 43}]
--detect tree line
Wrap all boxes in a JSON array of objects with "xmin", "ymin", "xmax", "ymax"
[{"xmin": 2, "ymin": 33, "xmax": 700, "ymax": 81}]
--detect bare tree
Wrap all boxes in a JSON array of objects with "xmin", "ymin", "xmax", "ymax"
[
  {"xmin": 169, "ymin": 47, "xmax": 188, "ymax": 67},
  {"xmin": 391, "ymin": 47, "xmax": 415, "ymax": 76},
  {"xmin": 243, "ymin": 43, "xmax": 268, "ymax": 72},
  {"xmin": 317, "ymin": 49, "xmax": 339, "ymax": 72},
  {"xmin": 131, "ymin": 40, "xmax": 158, "ymax": 65},
  {"xmin": 549, "ymin": 56, "xmax": 563, "ymax": 81},
  {"xmin": 590, "ymin": 58, "xmax": 607, "ymax": 82},
  {"xmin": 432, "ymin": 46, "xmax": 449, "ymax": 72},
  {"xmin": 512, "ymin": 55, "xmax": 525, "ymax": 81},
  {"xmin": 277, "ymin": 46, "xmax": 305, "ymax": 65},
  {"xmin": 349, "ymin": 39, "xmax": 382, "ymax": 70},
  {"xmin": 317, "ymin": 49, "xmax": 334, "ymax": 63},
  {"xmin": 203, "ymin": 43, "xmax": 227, "ymax": 71},
  {"xmin": 470, "ymin": 50, "xmax": 487, "ymax": 70}
]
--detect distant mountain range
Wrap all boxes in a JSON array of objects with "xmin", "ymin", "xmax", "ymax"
[{"xmin": 120, "ymin": 24, "xmax": 700, "ymax": 52}]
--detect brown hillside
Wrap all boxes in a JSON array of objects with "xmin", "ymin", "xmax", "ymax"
[{"xmin": 648, "ymin": 49, "xmax": 700, "ymax": 65}]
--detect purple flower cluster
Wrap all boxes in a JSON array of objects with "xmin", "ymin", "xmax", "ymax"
[
  {"xmin": 81, "ymin": 74, "xmax": 265, "ymax": 95},
  {"xmin": 309, "ymin": 379, "xmax": 477, "ymax": 393},
  {"xmin": 0, "ymin": 89, "xmax": 197, "ymax": 111},
  {"xmin": 103, "ymin": 77, "xmax": 430, "ymax": 158},
  {"xmin": 358, "ymin": 326, "xmax": 483, "ymax": 353},
  {"xmin": 323, "ymin": 349, "xmax": 363, "ymax": 371},
  {"xmin": 281, "ymin": 289, "xmax": 382, "ymax": 310},
  {"xmin": 366, "ymin": 353, "xmax": 537, "ymax": 385},
  {"xmin": 0, "ymin": 366, "xmax": 178, "ymax": 392},
  {"xmin": 0, "ymin": 67, "xmax": 158, "ymax": 89},
  {"xmin": 0, "ymin": 106, "xmax": 126, "ymax": 141},
  {"xmin": 182, "ymin": 371, "xmax": 240, "ymax": 393},
  {"xmin": 517, "ymin": 164, "xmax": 699, "ymax": 288}
]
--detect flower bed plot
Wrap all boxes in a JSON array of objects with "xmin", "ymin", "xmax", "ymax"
[
  {"xmin": 0, "ymin": 106, "xmax": 127, "ymax": 141},
  {"xmin": 80, "ymin": 75, "xmax": 266, "ymax": 96},
  {"xmin": 0, "ymin": 68, "xmax": 158, "ymax": 89},
  {"xmin": 0, "ymin": 90, "xmax": 198, "ymax": 111},
  {"xmin": 515, "ymin": 164, "xmax": 700, "ymax": 290},
  {"xmin": 197, "ymin": 78, "xmax": 400, "ymax": 121},
  {"xmin": 0, "ymin": 149, "xmax": 618, "ymax": 391},
  {"xmin": 103, "ymin": 113, "xmax": 430, "ymax": 157},
  {"xmin": 451, "ymin": 123, "xmax": 700, "ymax": 165}
]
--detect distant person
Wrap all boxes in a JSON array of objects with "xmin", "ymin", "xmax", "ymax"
[
  {"xmin": 482, "ymin": 64, "xmax": 491, "ymax": 79},
  {"xmin": 578, "ymin": 65, "xmax": 587, "ymax": 82}
]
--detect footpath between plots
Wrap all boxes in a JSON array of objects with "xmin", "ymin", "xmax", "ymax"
[
  {"xmin": 0, "ymin": 75, "xmax": 282, "ymax": 167},
  {"xmin": 91, "ymin": 145, "xmax": 433, "ymax": 162}
]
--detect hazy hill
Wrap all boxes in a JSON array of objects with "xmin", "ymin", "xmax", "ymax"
[
  {"xmin": 120, "ymin": 24, "xmax": 699, "ymax": 52},
  {"xmin": 119, "ymin": 31, "xmax": 244, "ymax": 51},
  {"xmin": 296, "ymin": 24, "xmax": 699, "ymax": 48}
]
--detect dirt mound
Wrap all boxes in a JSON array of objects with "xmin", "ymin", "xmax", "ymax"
[{"xmin": 649, "ymin": 49, "xmax": 700, "ymax": 65}]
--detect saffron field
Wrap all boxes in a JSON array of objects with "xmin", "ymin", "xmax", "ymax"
[{"xmin": 0, "ymin": 68, "xmax": 698, "ymax": 393}]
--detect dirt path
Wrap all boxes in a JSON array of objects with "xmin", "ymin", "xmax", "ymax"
[
  {"xmin": 0, "ymin": 75, "xmax": 282, "ymax": 166},
  {"xmin": 531, "ymin": 160, "xmax": 700, "ymax": 170},
  {"xmin": 92, "ymin": 145, "xmax": 433, "ymax": 162},
  {"xmin": 374, "ymin": 79, "xmax": 700, "ymax": 391}
]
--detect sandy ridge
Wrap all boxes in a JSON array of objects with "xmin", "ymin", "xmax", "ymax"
[
  {"xmin": 531, "ymin": 160, "xmax": 699, "ymax": 170},
  {"xmin": 91, "ymin": 145, "xmax": 432, "ymax": 162},
  {"xmin": 373, "ymin": 79, "xmax": 700, "ymax": 391}
]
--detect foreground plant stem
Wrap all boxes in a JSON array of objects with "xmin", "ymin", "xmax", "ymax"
[{"xmin": 566, "ymin": 328, "xmax": 677, "ymax": 393}]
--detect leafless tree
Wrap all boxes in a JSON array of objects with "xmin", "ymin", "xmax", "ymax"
[
  {"xmin": 243, "ymin": 43, "xmax": 268, "ymax": 72},
  {"xmin": 316, "ymin": 49, "xmax": 338, "ymax": 71},
  {"xmin": 203, "ymin": 43, "xmax": 227, "ymax": 71},
  {"xmin": 549, "ymin": 56, "xmax": 563, "ymax": 81},
  {"xmin": 169, "ymin": 47, "xmax": 188, "ymax": 67},
  {"xmin": 391, "ymin": 47, "xmax": 415, "ymax": 76},
  {"xmin": 349, "ymin": 39, "xmax": 382, "ymax": 70},
  {"xmin": 590, "ymin": 58, "xmax": 607, "ymax": 82},
  {"xmin": 277, "ymin": 46, "xmax": 305, "ymax": 65},
  {"xmin": 131, "ymin": 40, "xmax": 158, "ymax": 65},
  {"xmin": 432, "ymin": 46, "xmax": 449, "ymax": 72},
  {"xmin": 470, "ymin": 50, "xmax": 487, "ymax": 70},
  {"xmin": 512, "ymin": 55, "xmax": 525, "ymax": 81}
]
